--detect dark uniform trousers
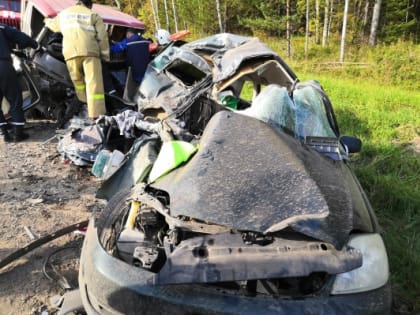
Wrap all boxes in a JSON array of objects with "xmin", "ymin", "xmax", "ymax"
[{"xmin": 0, "ymin": 59, "xmax": 25, "ymax": 127}]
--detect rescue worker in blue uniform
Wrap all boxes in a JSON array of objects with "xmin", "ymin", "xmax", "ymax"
[
  {"xmin": 111, "ymin": 28, "xmax": 150, "ymax": 84},
  {"xmin": 0, "ymin": 23, "xmax": 39, "ymax": 142}
]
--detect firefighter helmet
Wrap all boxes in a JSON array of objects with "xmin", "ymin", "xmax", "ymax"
[{"xmin": 155, "ymin": 29, "xmax": 170, "ymax": 45}]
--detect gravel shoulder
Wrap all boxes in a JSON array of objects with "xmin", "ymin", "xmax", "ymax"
[{"xmin": 0, "ymin": 119, "xmax": 104, "ymax": 315}]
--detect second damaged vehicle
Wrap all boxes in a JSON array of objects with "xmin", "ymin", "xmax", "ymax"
[
  {"xmin": 78, "ymin": 34, "xmax": 391, "ymax": 315},
  {"xmin": 0, "ymin": 0, "xmax": 147, "ymax": 127}
]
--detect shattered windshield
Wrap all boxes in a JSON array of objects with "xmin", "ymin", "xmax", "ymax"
[
  {"xmin": 238, "ymin": 83, "xmax": 336, "ymax": 139},
  {"xmin": 138, "ymin": 67, "xmax": 173, "ymax": 100},
  {"xmin": 293, "ymin": 83, "xmax": 337, "ymax": 138},
  {"xmin": 140, "ymin": 45, "xmax": 211, "ymax": 101},
  {"xmin": 184, "ymin": 33, "xmax": 251, "ymax": 52},
  {"xmin": 150, "ymin": 46, "xmax": 176, "ymax": 71}
]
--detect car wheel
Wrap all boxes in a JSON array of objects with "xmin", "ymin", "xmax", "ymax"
[{"xmin": 96, "ymin": 188, "xmax": 131, "ymax": 253}]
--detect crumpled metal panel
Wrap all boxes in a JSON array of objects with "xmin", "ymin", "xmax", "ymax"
[
  {"xmin": 150, "ymin": 46, "xmax": 211, "ymax": 74},
  {"xmin": 152, "ymin": 111, "xmax": 353, "ymax": 248},
  {"xmin": 152, "ymin": 232, "xmax": 362, "ymax": 284},
  {"xmin": 184, "ymin": 33, "xmax": 251, "ymax": 52},
  {"xmin": 96, "ymin": 135, "xmax": 159, "ymax": 200},
  {"xmin": 79, "ymin": 219, "xmax": 392, "ymax": 315},
  {"xmin": 184, "ymin": 34, "xmax": 293, "ymax": 84},
  {"xmin": 57, "ymin": 125, "xmax": 104, "ymax": 166},
  {"xmin": 211, "ymin": 38, "xmax": 280, "ymax": 83}
]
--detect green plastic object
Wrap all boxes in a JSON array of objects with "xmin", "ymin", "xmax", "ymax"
[
  {"xmin": 148, "ymin": 140, "xmax": 198, "ymax": 183},
  {"xmin": 221, "ymin": 95, "xmax": 239, "ymax": 109}
]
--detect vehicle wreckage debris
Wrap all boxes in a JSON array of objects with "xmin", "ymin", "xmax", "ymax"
[
  {"xmin": 23, "ymin": 225, "xmax": 37, "ymax": 241},
  {"xmin": 0, "ymin": 220, "xmax": 88, "ymax": 270},
  {"xmin": 42, "ymin": 245, "xmax": 81, "ymax": 290}
]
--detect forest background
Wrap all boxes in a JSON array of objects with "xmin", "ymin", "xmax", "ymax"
[{"xmin": 101, "ymin": 0, "xmax": 419, "ymax": 313}]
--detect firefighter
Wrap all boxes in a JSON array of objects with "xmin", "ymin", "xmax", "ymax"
[
  {"xmin": 44, "ymin": 0, "xmax": 110, "ymax": 120},
  {"xmin": 0, "ymin": 23, "xmax": 39, "ymax": 142}
]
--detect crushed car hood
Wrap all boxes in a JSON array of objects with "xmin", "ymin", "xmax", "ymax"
[
  {"xmin": 184, "ymin": 33, "xmax": 297, "ymax": 84},
  {"xmin": 152, "ymin": 111, "xmax": 353, "ymax": 248}
]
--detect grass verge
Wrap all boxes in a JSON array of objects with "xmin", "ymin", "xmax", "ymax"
[{"xmin": 301, "ymin": 74, "xmax": 420, "ymax": 314}]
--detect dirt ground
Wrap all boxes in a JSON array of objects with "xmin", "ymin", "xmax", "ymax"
[
  {"xmin": 0, "ymin": 119, "xmax": 105, "ymax": 315},
  {"xmin": 0, "ymin": 120, "xmax": 416, "ymax": 315}
]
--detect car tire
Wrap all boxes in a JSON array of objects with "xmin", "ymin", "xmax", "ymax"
[{"xmin": 96, "ymin": 188, "xmax": 132, "ymax": 253}]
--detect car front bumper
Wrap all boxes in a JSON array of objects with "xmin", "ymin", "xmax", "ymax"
[{"xmin": 79, "ymin": 218, "xmax": 392, "ymax": 315}]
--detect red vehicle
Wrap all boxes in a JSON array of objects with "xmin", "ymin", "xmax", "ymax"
[
  {"xmin": 2, "ymin": 0, "xmax": 188, "ymax": 125},
  {"xmin": 20, "ymin": 0, "xmax": 145, "ymax": 38},
  {"xmin": 0, "ymin": 0, "xmax": 20, "ymax": 28},
  {"xmin": 2, "ymin": 0, "xmax": 147, "ymax": 125}
]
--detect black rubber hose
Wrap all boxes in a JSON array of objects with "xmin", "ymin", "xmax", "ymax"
[{"xmin": 0, "ymin": 220, "xmax": 89, "ymax": 270}]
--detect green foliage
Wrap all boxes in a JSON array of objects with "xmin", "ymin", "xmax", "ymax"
[
  {"xmin": 175, "ymin": 0, "xmax": 220, "ymax": 36},
  {"xmin": 114, "ymin": 0, "xmax": 420, "ymax": 45},
  {"xmin": 239, "ymin": 1, "xmax": 288, "ymax": 36},
  {"xmin": 300, "ymin": 75, "xmax": 420, "ymax": 313},
  {"xmin": 381, "ymin": 0, "xmax": 420, "ymax": 43},
  {"xmin": 367, "ymin": 41, "xmax": 420, "ymax": 88},
  {"xmin": 272, "ymin": 36, "xmax": 420, "ymax": 91}
]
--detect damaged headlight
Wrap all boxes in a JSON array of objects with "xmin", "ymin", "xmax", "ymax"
[{"xmin": 331, "ymin": 233, "xmax": 389, "ymax": 295}]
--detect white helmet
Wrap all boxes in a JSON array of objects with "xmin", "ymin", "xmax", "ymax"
[{"xmin": 155, "ymin": 29, "xmax": 171, "ymax": 45}]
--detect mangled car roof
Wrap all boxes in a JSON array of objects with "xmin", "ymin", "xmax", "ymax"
[{"xmin": 183, "ymin": 33, "xmax": 297, "ymax": 84}]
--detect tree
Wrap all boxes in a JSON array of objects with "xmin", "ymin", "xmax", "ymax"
[
  {"xmin": 286, "ymin": 0, "xmax": 292, "ymax": 57},
  {"xmin": 361, "ymin": 0, "xmax": 370, "ymax": 42},
  {"xmin": 171, "ymin": 0, "xmax": 179, "ymax": 32},
  {"xmin": 216, "ymin": 0, "xmax": 224, "ymax": 33},
  {"xmin": 340, "ymin": 0, "xmax": 349, "ymax": 62},
  {"xmin": 127, "ymin": 0, "xmax": 134, "ymax": 16},
  {"xmin": 305, "ymin": 0, "xmax": 309, "ymax": 59},
  {"xmin": 164, "ymin": 0, "xmax": 170, "ymax": 30},
  {"xmin": 369, "ymin": 0, "xmax": 382, "ymax": 45},
  {"xmin": 238, "ymin": 1, "xmax": 289, "ymax": 37},
  {"xmin": 328, "ymin": 0, "xmax": 334, "ymax": 37},
  {"xmin": 380, "ymin": 0, "xmax": 419, "ymax": 42},
  {"xmin": 315, "ymin": 0, "xmax": 321, "ymax": 44},
  {"xmin": 322, "ymin": 0, "xmax": 330, "ymax": 46},
  {"xmin": 150, "ymin": 0, "xmax": 160, "ymax": 30},
  {"xmin": 116, "ymin": 0, "xmax": 420, "ymax": 44}
]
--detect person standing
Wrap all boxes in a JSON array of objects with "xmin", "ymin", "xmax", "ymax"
[
  {"xmin": 44, "ymin": 0, "xmax": 109, "ymax": 120},
  {"xmin": 111, "ymin": 28, "xmax": 150, "ymax": 84},
  {"xmin": 0, "ymin": 23, "xmax": 39, "ymax": 142}
]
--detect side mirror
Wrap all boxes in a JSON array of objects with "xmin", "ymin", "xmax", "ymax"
[{"xmin": 340, "ymin": 136, "xmax": 362, "ymax": 154}]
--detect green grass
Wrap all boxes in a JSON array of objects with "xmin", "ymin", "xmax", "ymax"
[
  {"xmin": 297, "ymin": 75, "xmax": 420, "ymax": 314},
  {"xmin": 262, "ymin": 36, "xmax": 420, "ymax": 313}
]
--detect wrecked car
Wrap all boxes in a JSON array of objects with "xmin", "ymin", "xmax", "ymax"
[
  {"xmin": 1, "ymin": 0, "xmax": 147, "ymax": 126},
  {"xmin": 0, "ymin": 0, "xmax": 21, "ymax": 28},
  {"xmin": 77, "ymin": 34, "xmax": 391, "ymax": 315}
]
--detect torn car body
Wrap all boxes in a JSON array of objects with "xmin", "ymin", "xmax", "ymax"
[
  {"xmin": 1, "ymin": 0, "xmax": 147, "ymax": 125},
  {"xmin": 78, "ymin": 34, "xmax": 392, "ymax": 315},
  {"xmin": 0, "ymin": 0, "xmax": 21, "ymax": 28}
]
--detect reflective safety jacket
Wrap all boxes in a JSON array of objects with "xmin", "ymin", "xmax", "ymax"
[{"xmin": 44, "ymin": 3, "xmax": 110, "ymax": 62}]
